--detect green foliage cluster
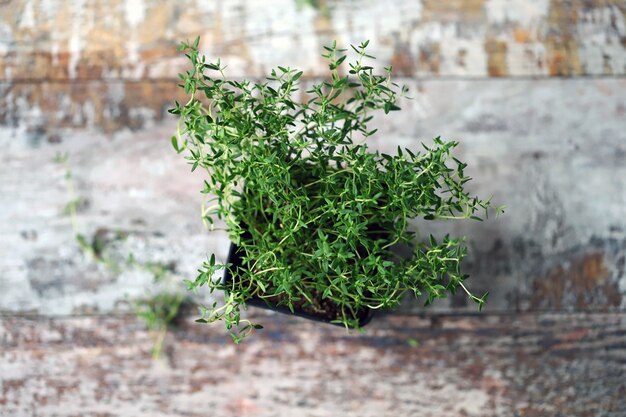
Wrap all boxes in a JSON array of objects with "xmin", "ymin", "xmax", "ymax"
[{"xmin": 171, "ymin": 38, "xmax": 502, "ymax": 343}]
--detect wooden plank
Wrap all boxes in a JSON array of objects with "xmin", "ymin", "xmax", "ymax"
[
  {"xmin": 0, "ymin": 0, "xmax": 624, "ymax": 82},
  {"xmin": 0, "ymin": 80, "xmax": 186, "ymax": 134},
  {"xmin": 1, "ymin": 312, "xmax": 624, "ymax": 416},
  {"xmin": 1, "ymin": 78, "xmax": 625, "ymax": 314}
]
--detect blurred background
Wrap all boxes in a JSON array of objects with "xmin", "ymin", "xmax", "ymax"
[{"xmin": 1, "ymin": 1, "xmax": 625, "ymax": 416}]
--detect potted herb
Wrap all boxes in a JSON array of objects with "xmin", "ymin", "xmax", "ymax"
[{"xmin": 170, "ymin": 38, "xmax": 502, "ymax": 343}]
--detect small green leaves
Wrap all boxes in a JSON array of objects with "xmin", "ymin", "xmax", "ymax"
[
  {"xmin": 171, "ymin": 136, "xmax": 182, "ymax": 153},
  {"xmin": 477, "ymin": 291, "xmax": 489, "ymax": 311},
  {"xmin": 383, "ymin": 102, "xmax": 401, "ymax": 114},
  {"xmin": 407, "ymin": 338, "xmax": 420, "ymax": 348},
  {"xmin": 171, "ymin": 37, "xmax": 500, "ymax": 343}
]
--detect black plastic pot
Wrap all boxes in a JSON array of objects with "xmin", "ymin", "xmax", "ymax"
[{"xmin": 223, "ymin": 242, "xmax": 374, "ymax": 327}]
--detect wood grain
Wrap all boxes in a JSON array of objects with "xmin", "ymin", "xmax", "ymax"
[
  {"xmin": 1, "ymin": 0, "xmax": 625, "ymax": 82},
  {"xmin": 1, "ymin": 312, "xmax": 624, "ymax": 416},
  {"xmin": 1, "ymin": 3, "xmax": 624, "ymax": 414}
]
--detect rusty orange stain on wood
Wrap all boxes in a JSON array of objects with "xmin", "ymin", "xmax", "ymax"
[
  {"xmin": 546, "ymin": 41, "xmax": 582, "ymax": 76},
  {"xmin": 485, "ymin": 39, "xmax": 508, "ymax": 77},
  {"xmin": 513, "ymin": 28, "xmax": 533, "ymax": 44},
  {"xmin": 544, "ymin": 0, "xmax": 583, "ymax": 76},
  {"xmin": 530, "ymin": 253, "xmax": 620, "ymax": 310}
]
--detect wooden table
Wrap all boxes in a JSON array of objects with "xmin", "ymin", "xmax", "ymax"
[{"xmin": 2, "ymin": 312, "xmax": 624, "ymax": 417}]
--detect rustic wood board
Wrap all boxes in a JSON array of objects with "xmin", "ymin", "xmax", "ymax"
[
  {"xmin": 1, "ymin": 0, "xmax": 625, "ymax": 81},
  {"xmin": 1, "ymin": 312, "xmax": 624, "ymax": 416},
  {"xmin": 2, "ymin": 0, "xmax": 626, "ymax": 134},
  {"xmin": 2, "ymin": 4, "xmax": 625, "ymax": 414},
  {"xmin": 1, "ymin": 79, "xmax": 625, "ymax": 314}
]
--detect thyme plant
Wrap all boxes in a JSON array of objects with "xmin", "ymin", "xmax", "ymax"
[{"xmin": 171, "ymin": 38, "xmax": 502, "ymax": 343}]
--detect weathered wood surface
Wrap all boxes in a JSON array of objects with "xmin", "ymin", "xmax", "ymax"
[
  {"xmin": 1, "ymin": 78, "xmax": 625, "ymax": 314},
  {"xmin": 1, "ymin": 0, "xmax": 625, "ymax": 81},
  {"xmin": 0, "ymin": 0, "xmax": 625, "ymax": 316},
  {"xmin": 1, "ymin": 0, "xmax": 625, "ymax": 133},
  {"xmin": 1, "ymin": 3, "xmax": 624, "ymax": 414},
  {"xmin": 1, "ymin": 312, "xmax": 624, "ymax": 416}
]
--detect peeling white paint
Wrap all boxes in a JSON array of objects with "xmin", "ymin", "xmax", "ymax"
[
  {"xmin": 241, "ymin": 0, "xmax": 318, "ymax": 76},
  {"xmin": 1, "ymin": 0, "xmax": 625, "ymax": 79},
  {"xmin": 333, "ymin": 0, "xmax": 423, "ymax": 64},
  {"xmin": 124, "ymin": 0, "xmax": 146, "ymax": 27},
  {"xmin": 19, "ymin": 0, "xmax": 36, "ymax": 29},
  {"xmin": 54, "ymin": 93, "xmax": 72, "ymax": 122},
  {"xmin": 122, "ymin": 38, "xmax": 146, "ymax": 79},
  {"xmin": 68, "ymin": 0, "xmax": 87, "ymax": 79},
  {"xmin": 122, "ymin": 0, "xmax": 147, "ymax": 79},
  {"xmin": 38, "ymin": 0, "xmax": 59, "ymax": 19},
  {"xmin": 485, "ymin": 0, "xmax": 549, "ymax": 26},
  {"xmin": 441, "ymin": 38, "xmax": 488, "ymax": 76},
  {"xmin": 71, "ymin": 104, "xmax": 83, "ymax": 125},
  {"xmin": 0, "ymin": 22, "xmax": 13, "ymax": 56},
  {"xmin": 83, "ymin": 100, "xmax": 95, "ymax": 127},
  {"xmin": 577, "ymin": 6, "xmax": 626, "ymax": 76},
  {"xmin": 68, "ymin": 32, "xmax": 81, "ymax": 79},
  {"xmin": 193, "ymin": 0, "xmax": 217, "ymax": 16},
  {"xmin": 50, "ymin": 42, "xmax": 60, "ymax": 66},
  {"xmin": 106, "ymin": 83, "xmax": 126, "ymax": 119},
  {"xmin": 4, "ymin": 66, "xmax": 12, "ymax": 80}
]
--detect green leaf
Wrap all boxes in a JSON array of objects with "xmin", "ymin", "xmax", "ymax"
[{"xmin": 478, "ymin": 291, "xmax": 489, "ymax": 311}]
